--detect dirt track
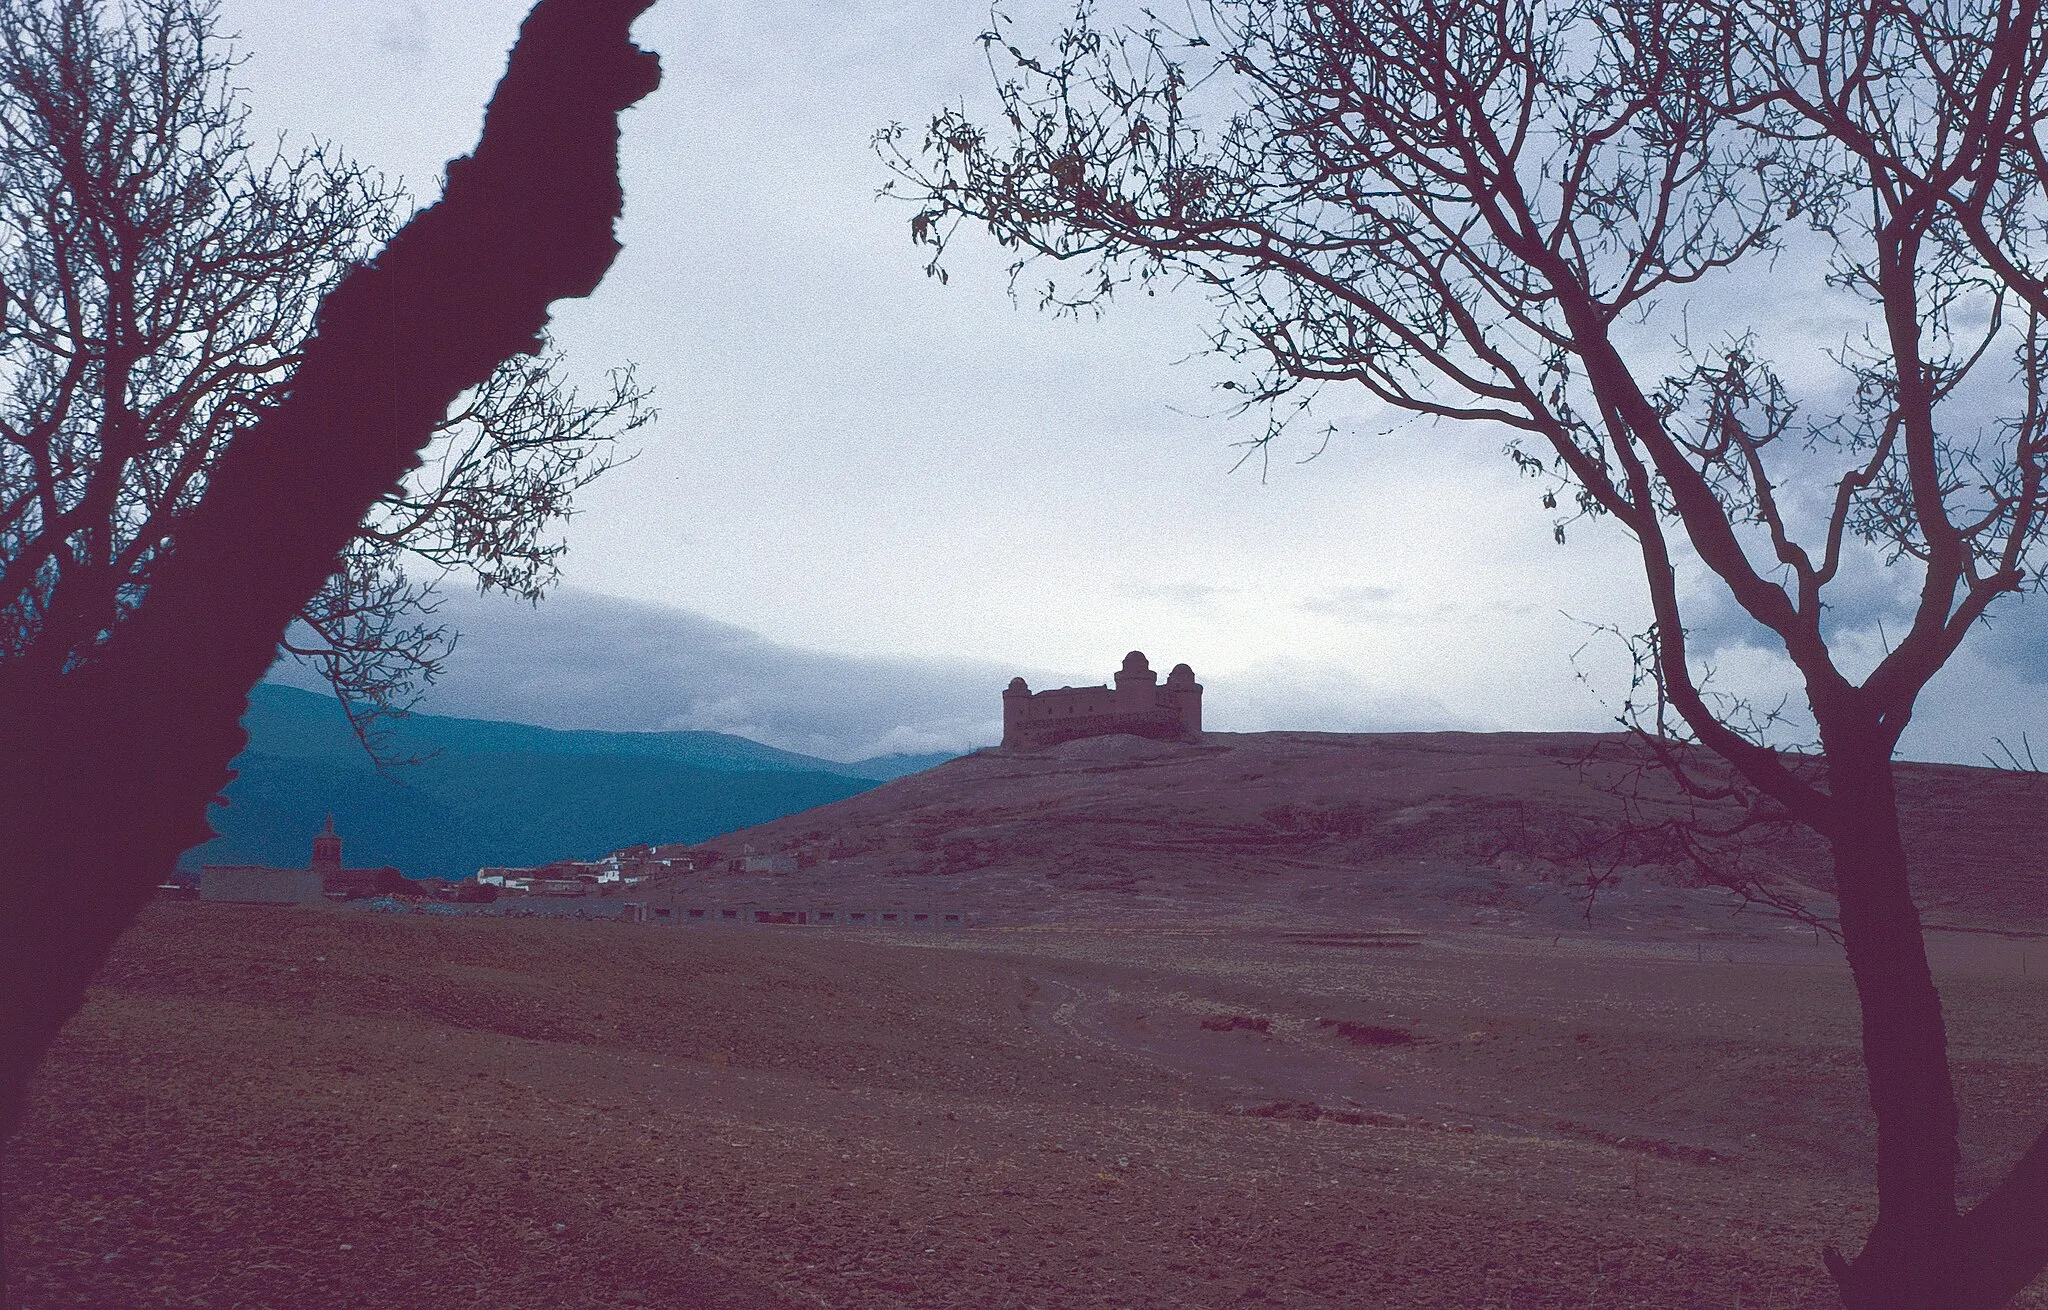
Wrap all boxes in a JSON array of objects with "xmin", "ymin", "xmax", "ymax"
[{"xmin": 10, "ymin": 905, "xmax": 2048, "ymax": 1307}]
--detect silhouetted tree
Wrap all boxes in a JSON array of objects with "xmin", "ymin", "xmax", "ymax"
[
  {"xmin": 0, "ymin": 0, "xmax": 660, "ymax": 1225},
  {"xmin": 0, "ymin": 0, "xmax": 653, "ymax": 755},
  {"xmin": 889, "ymin": 1, "xmax": 2048, "ymax": 1304}
]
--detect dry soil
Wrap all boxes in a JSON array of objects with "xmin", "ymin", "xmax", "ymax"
[{"xmin": 11, "ymin": 904, "xmax": 2048, "ymax": 1308}]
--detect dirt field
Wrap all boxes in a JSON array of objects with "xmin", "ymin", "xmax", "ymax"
[{"xmin": 9, "ymin": 904, "xmax": 2048, "ymax": 1308}]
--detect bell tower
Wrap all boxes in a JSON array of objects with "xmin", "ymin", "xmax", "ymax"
[{"xmin": 311, "ymin": 814, "xmax": 342, "ymax": 874}]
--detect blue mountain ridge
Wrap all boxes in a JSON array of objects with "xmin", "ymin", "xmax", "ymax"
[{"xmin": 180, "ymin": 684, "xmax": 960, "ymax": 881}]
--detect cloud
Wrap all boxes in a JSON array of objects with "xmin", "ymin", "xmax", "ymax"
[
  {"xmin": 1900, "ymin": 638, "xmax": 2048, "ymax": 765},
  {"xmin": 1202, "ymin": 660, "xmax": 1483, "ymax": 734},
  {"xmin": 372, "ymin": 4, "xmax": 429, "ymax": 60},
  {"xmin": 1117, "ymin": 581, "xmax": 1235, "ymax": 606},
  {"xmin": 1962, "ymin": 591, "xmax": 2048, "ymax": 685},
  {"xmin": 1652, "ymin": 554, "xmax": 2048, "ymax": 764},
  {"xmin": 1295, "ymin": 583, "xmax": 1547, "ymax": 629},
  {"xmin": 1677, "ymin": 544, "xmax": 1923, "ymax": 666},
  {"xmin": 1297, "ymin": 584, "xmax": 1400, "ymax": 621},
  {"xmin": 1674, "ymin": 577, "xmax": 1777, "ymax": 657},
  {"xmin": 272, "ymin": 586, "xmax": 1015, "ymax": 763}
]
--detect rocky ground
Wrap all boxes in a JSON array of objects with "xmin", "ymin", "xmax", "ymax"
[{"xmin": 11, "ymin": 903, "xmax": 2048, "ymax": 1308}]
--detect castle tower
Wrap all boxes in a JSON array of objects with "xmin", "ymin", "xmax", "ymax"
[
  {"xmin": 311, "ymin": 814, "xmax": 342, "ymax": 874},
  {"xmin": 1165, "ymin": 662, "xmax": 1203, "ymax": 736},
  {"xmin": 1001, "ymin": 676, "xmax": 1033, "ymax": 748},
  {"xmin": 1112, "ymin": 650, "xmax": 1157, "ymax": 714}
]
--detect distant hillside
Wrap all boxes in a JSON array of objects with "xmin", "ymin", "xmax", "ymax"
[
  {"xmin": 182, "ymin": 685, "xmax": 958, "ymax": 880},
  {"xmin": 653, "ymin": 730, "xmax": 2048, "ymax": 934}
]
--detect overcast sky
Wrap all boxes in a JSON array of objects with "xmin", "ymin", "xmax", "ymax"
[{"xmin": 228, "ymin": 0, "xmax": 2048, "ymax": 765}]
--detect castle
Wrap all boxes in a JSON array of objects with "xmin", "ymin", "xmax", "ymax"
[{"xmin": 1002, "ymin": 651, "xmax": 1202, "ymax": 750}]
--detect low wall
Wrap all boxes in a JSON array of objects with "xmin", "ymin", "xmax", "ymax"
[
  {"xmin": 200, "ymin": 866, "xmax": 325, "ymax": 906},
  {"xmin": 341, "ymin": 898, "xmax": 968, "ymax": 929},
  {"xmin": 628, "ymin": 903, "xmax": 968, "ymax": 929}
]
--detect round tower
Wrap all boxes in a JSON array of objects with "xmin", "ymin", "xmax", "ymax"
[
  {"xmin": 1113, "ymin": 650, "xmax": 1156, "ymax": 714},
  {"xmin": 1166, "ymin": 663, "xmax": 1203, "ymax": 737},
  {"xmin": 1002, "ymin": 676, "xmax": 1033, "ymax": 748}
]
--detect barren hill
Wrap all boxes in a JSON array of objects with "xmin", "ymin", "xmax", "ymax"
[{"xmin": 651, "ymin": 731, "xmax": 2048, "ymax": 936}]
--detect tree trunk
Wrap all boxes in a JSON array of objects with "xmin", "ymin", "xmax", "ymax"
[
  {"xmin": 0, "ymin": 0, "xmax": 658, "ymax": 1194},
  {"xmin": 1818, "ymin": 729, "xmax": 2048, "ymax": 1308},
  {"xmin": 1823, "ymin": 734, "xmax": 1968, "ymax": 1308}
]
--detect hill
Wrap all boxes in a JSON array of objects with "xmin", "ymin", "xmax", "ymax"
[
  {"xmin": 648, "ymin": 730, "xmax": 2048, "ymax": 934},
  {"xmin": 181, "ymin": 684, "xmax": 958, "ymax": 880}
]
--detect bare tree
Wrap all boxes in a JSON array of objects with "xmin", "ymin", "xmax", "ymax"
[
  {"xmin": 888, "ymin": 0, "xmax": 2048, "ymax": 1304},
  {"xmin": 0, "ymin": 0, "xmax": 652, "ymax": 756},
  {"xmin": 0, "ymin": 0, "xmax": 660, "ymax": 1251}
]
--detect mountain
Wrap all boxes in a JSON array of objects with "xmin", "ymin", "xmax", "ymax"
[
  {"xmin": 181, "ymin": 684, "xmax": 960, "ymax": 880},
  {"xmin": 647, "ymin": 730, "xmax": 2048, "ymax": 935}
]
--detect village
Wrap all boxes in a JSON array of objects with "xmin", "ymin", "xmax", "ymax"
[{"xmin": 172, "ymin": 815, "xmax": 967, "ymax": 930}]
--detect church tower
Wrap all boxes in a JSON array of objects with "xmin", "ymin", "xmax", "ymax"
[{"xmin": 311, "ymin": 814, "xmax": 342, "ymax": 874}]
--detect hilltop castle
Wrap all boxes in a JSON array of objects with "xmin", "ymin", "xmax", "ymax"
[{"xmin": 1002, "ymin": 651, "xmax": 1202, "ymax": 750}]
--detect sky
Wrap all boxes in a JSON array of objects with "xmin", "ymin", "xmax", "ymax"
[{"xmin": 226, "ymin": 0, "xmax": 2048, "ymax": 765}]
